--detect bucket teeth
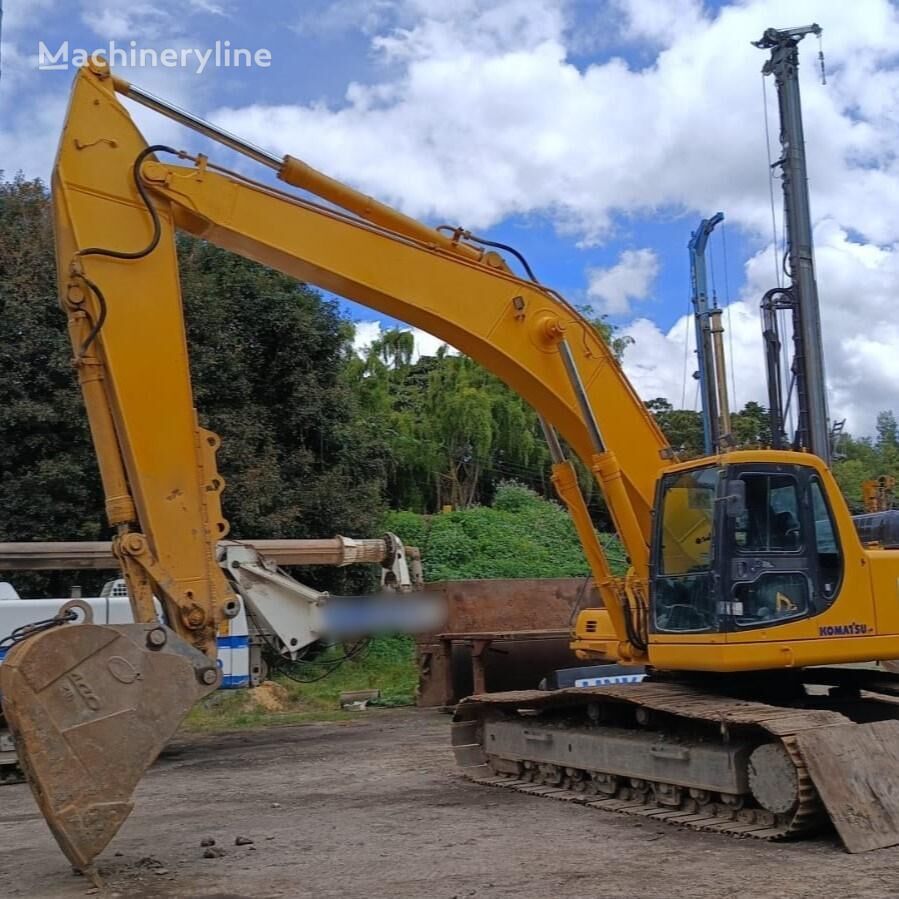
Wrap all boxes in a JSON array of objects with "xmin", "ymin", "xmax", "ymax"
[{"xmin": 0, "ymin": 622, "xmax": 217, "ymax": 869}]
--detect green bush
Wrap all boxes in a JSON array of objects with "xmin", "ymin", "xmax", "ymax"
[
  {"xmin": 386, "ymin": 480, "xmax": 624, "ymax": 581},
  {"xmin": 491, "ymin": 480, "xmax": 541, "ymax": 513}
]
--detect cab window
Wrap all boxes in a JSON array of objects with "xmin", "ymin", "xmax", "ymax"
[
  {"xmin": 809, "ymin": 478, "xmax": 842, "ymax": 604},
  {"xmin": 654, "ymin": 467, "xmax": 717, "ymax": 633},
  {"xmin": 733, "ymin": 572, "xmax": 810, "ymax": 626},
  {"xmin": 660, "ymin": 468, "xmax": 716, "ymax": 575},
  {"xmin": 733, "ymin": 474, "xmax": 802, "ymax": 553}
]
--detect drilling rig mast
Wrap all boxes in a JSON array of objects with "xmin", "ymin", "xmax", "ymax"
[
  {"xmin": 754, "ymin": 23, "xmax": 831, "ymax": 464},
  {"xmin": 688, "ymin": 212, "xmax": 731, "ymax": 453}
]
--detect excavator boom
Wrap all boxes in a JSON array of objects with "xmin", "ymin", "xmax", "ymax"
[
  {"xmin": 3, "ymin": 60, "xmax": 666, "ymax": 871},
  {"xmin": 56, "ymin": 61, "xmax": 671, "ymax": 656}
]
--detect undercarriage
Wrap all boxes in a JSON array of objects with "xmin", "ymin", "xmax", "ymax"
[{"xmin": 453, "ymin": 669, "xmax": 899, "ymax": 851}]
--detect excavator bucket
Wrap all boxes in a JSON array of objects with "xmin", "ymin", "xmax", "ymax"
[
  {"xmin": 0, "ymin": 614, "xmax": 218, "ymax": 871},
  {"xmin": 797, "ymin": 720, "xmax": 899, "ymax": 853}
]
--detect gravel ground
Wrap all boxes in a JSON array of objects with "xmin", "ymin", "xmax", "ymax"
[{"xmin": 1, "ymin": 708, "xmax": 898, "ymax": 899}]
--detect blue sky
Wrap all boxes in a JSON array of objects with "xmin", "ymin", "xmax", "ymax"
[
  {"xmin": 5, "ymin": 0, "xmax": 752, "ymax": 333},
  {"xmin": 3, "ymin": 0, "xmax": 899, "ymax": 433}
]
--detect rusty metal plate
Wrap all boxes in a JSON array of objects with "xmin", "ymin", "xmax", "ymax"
[
  {"xmin": 797, "ymin": 720, "xmax": 899, "ymax": 852},
  {"xmin": 0, "ymin": 621, "xmax": 217, "ymax": 870}
]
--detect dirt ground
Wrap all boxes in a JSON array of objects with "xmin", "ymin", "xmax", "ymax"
[{"xmin": 1, "ymin": 709, "xmax": 898, "ymax": 899}]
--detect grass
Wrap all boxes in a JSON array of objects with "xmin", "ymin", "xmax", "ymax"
[{"xmin": 182, "ymin": 635, "xmax": 418, "ymax": 733}]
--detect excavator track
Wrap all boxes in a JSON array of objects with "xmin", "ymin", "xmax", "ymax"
[{"xmin": 453, "ymin": 682, "xmax": 848, "ymax": 842}]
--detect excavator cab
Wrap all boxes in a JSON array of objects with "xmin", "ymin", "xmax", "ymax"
[{"xmin": 652, "ymin": 457, "xmax": 843, "ymax": 637}]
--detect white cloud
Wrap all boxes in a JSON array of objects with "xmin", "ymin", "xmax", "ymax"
[
  {"xmin": 621, "ymin": 220, "xmax": 899, "ymax": 435},
  {"xmin": 293, "ymin": 0, "xmax": 400, "ymax": 38},
  {"xmin": 587, "ymin": 248, "xmax": 659, "ymax": 315},
  {"xmin": 209, "ymin": 0, "xmax": 899, "ymax": 245},
  {"xmin": 81, "ymin": 2, "xmax": 174, "ymax": 39},
  {"xmin": 187, "ymin": 0, "xmax": 228, "ymax": 14},
  {"xmin": 0, "ymin": 1, "xmax": 226, "ymax": 180},
  {"xmin": 352, "ymin": 320, "xmax": 453, "ymax": 360},
  {"xmin": 352, "ymin": 320, "xmax": 384, "ymax": 354},
  {"xmin": 615, "ymin": 0, "xmax": 704, "ymax": 44},
  {"xmin": 621, "ymin": 300, "xmax": 765, "ymax": 419},
  {"xmin": 79, "ymin": 0, "xmax": 229, "ymax": 38},
  {"xmin": 0, "ymin": 8, "xmax": 64, "ymax": 179},
  {"xmin": 1, "ymin": 0, "xmax": 58, "ymax": 31},
  {"xmin": 0, "ymin": 41, "xmax": 33, "ymax": 93},
  {"xmin": 203, "ymin": 0, "xmax": 899, "ymax": 436}
]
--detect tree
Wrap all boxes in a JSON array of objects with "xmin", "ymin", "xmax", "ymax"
[
  {"xmin": 0, "ymin": 176, "xmax": 389, "ymax": 595},
  {"xmin": 343, "ymin": 308, "xmax": 638, "ymax": 516},
  {"xmin": 0, "ymin": 175, "xmax": 106, "ymax": 595},
  {"xmin": 346, "ymin": 331, "xmax": 444, "ymax": 512},
  {"xmin": 645, "ymin": 398, "xmax": 704, "ymax": 456},
  {"xmin": 178, "ymin": 236, "xmax": 391, "ymax": 592},
  {"xmin": 372, "ymin": 329, "xmax": 415, "ymax": 372},
  {"xmin": 832, "ymin": 412, "xmax": 899, "ymax": 511},
  {"xmin": 876, "ymin": 411, "xmax": 898, "ymax": 455},
  {"xmin": 348, "ymin": 330, "xmax": 553, "ymax": 513},
  {"xmin": 644, "ymin": 398, "xmax": 777, "ymax": 459},
  {"xmin": 385, "ymin": 481, "xmax": 625, "ymax": 581},
  {"xmin": 731, "ymin": 401, "xmax": 772, "ymax": 448},
  {"xmin": 577, "ymin": 305, "xmax": 633, "ymax": 361}
]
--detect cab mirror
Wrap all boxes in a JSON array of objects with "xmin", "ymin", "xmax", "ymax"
[{"xmin": 723, "ymin": 479, "xmax": 746, "ymax": 518}]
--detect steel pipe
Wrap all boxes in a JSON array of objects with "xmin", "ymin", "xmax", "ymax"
[{"xmin": 0, "ymin": 538, "xmax": 392, "ymax": 571}]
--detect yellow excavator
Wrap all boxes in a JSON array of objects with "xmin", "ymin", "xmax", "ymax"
[
  {"xmin": 6, "ymin": 38, "xmax": 899, "ymax": 871},
  {"xmin": 862, "ymin": 476, "xmax": 896, "ymax": 513}
]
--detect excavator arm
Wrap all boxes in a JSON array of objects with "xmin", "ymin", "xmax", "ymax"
[
  {"xmin": 1, "ymin": 61, "xmax": 670, "ymax": 873},
  {"xmin": 53, "ymin": 61, "xmax": 670, "ymax": 647},
  {"xmin": 0, "ymin": 58, "xmax": 686, "ymax": 870}
]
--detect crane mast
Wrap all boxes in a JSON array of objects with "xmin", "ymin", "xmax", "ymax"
[
  {"xmin": 754, "ymin": 24, "xmax": 831, "ymax": 464},
  {"xmin": 688, "ymin": 212, "xmax": 729, "ymax": 453}
]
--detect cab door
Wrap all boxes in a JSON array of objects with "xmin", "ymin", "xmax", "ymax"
[{"xmin": 721, "ymin": 464, "xmax": 834, "ymax": 634}]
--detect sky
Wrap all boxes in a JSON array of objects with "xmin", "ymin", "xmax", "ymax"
[{"xmin": 2, "ymin": 0, "xmax": 899, "ymax": 435}]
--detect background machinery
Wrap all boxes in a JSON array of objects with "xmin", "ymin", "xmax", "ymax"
[
  {"xmin": 6, "ymin": 23, "xmax": 899, "ymax": 873},
  {"xmin": 862, "ymin": 477, "xmax": 897, "ymax": 514},
  {"xmin": 0, "ymin": 534, "xmax": 420, "ymax": 683},
  {"xmin": 689, "ymin": 212, "xmax": 733, "ymax": 454},
  {"xmin": 0, "ymin": 534, "xmax": 420, "ymax": 784},
  {"xmin": 755, "ymin": 24, "xmax": 831, "ymax": 462}
]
